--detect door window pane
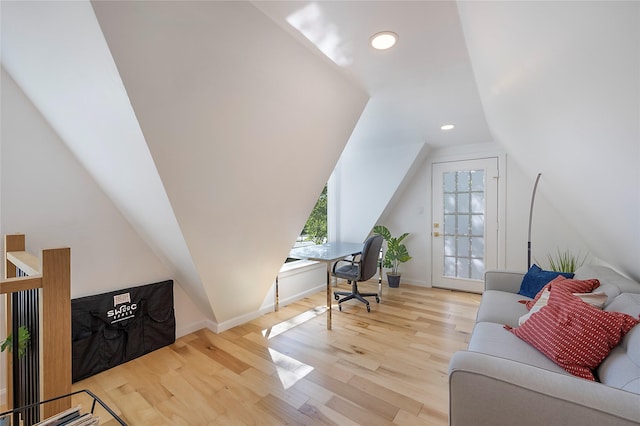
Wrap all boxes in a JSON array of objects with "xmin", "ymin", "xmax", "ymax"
[
  {"xmin": 471, "ymin": 171, "xmax": 484, "ymax": 191},
  {"xmin": 471, "ymin": 237, "xmax": 484, "ymax": 258},
  {"xmin": 457, "ymin": 193, "xmax": 470, "ymax": 213},
  {"xmin": 457, "ymin": 258, "xmax": 470, "ymax": 279},
  {"xmin": 458, "ymin": 237, "xmax": 470, "ymax": 256},
  {"xmin": 444, "ymin": 172, "xmax": 456, "ymax": 192},
  {"xmin": 444, "ymin": 214, "xmax": 456, "ymax": 234},
  {"xmin": 471, "ymin": 215, "xmax": 484, "ymax": 235},
  {"xmin": 444, "ymin": 194, "xmax": 456, "ymax": 214},
  {"xmin": 457, "ymin": 215, "xmax": 470, "ymax": 235},
  {"xmin": 444, "ymin": 257, "xmax": 456, "ymax": 276},
  {"xmin": 471, "ymin": 259, "xmax": 484, "ymax": 280},
  {"xmin": 471, "ymin": 193, "xmax": 484, "ymax": 213},
  {"xmin": 457, "ymin": 171, "xmax": 470, "ymax": 191},
  {"xmin": 444, "ymin": 236, "xmax": 456, "ymax": 256}
]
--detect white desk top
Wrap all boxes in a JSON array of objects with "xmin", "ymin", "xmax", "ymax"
[{"xmin": 289, "ymin": 242, "xmax": 363, "ymax": 262}]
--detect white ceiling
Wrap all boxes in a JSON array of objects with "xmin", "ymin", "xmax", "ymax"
[
  {"xmin": 3, "ymin": 0, "xmax": 638, "ymax": 326},
  {"xmin": 253, "ymin": 1, "xmax": 493, "ymax": 148}
]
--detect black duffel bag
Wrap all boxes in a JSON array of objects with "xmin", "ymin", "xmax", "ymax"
[{"xmin": 71, "ymin": 280, "xmax": 175, "ymax": 382}]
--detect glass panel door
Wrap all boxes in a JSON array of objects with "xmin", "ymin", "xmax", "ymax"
[{"xmin": 432, "ymin": 158, "xmax": 498, "ymax": 292}]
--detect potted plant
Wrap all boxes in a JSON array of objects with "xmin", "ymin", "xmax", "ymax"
[
  {"xmin": 545, "ymin": 249, "xmax": 589, "ymax": 273},
  {"xmin": 1, "ymin": 325, "xmax": 30, "ymax": 359},
  {"xmin": 373, "ymin": 225, "xmax": 412, "ymax": 288}
]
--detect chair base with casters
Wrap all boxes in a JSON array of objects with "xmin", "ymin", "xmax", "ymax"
[
  {"xmin": 334, "ymin": 281, "xmax": 380, "ymax": 312},
  {"xmin": 332, "ymin": 235, "xmax": 384, "ymax": 312}
]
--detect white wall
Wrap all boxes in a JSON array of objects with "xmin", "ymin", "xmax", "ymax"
[
  {"xmin": 1, "ymin": 1, "xmax": 368, "ymax": 327},
  {"xmin": 0, "ymin": 69, "xmax": 209, "ymax": 400},
  {"xmin": 503, "ymin": 156, "xmax": 592, "ymax": 272},
  {"xmin": 91, "ymin": 1, "xmax": 369, "ymax": 324},
  {"xmin": 259, "ymin": 261, "xmax": 326, "ymax": 311},
  {"xmin": 332, "ymin": 130, "xmax": 429, "ymax": 243},
  {"xmin": 1, "ymin": 69, "xmax": 171, "ymax": 297},
  {"xmin": 458, "ymin": 1, "xmax": 640, "ymax": 279},
  {"xmin": 0, "ymin": 0, "xmax": 214, "ymax": 321},
  {"xmin": 379, "ymin": 2, "xmax": 639, "ymax": 285},
  {"xmin": 374, "ymin": 155, "xmax": 430, "ymax": 286},
  {"xmin": 380, "ymin": 143, "xmax": 589, "ymax": 286}
]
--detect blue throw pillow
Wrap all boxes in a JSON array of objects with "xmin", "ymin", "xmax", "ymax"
[{"xmin": 517, "ymin": 264, "xmax": 574, "ymax": 299}]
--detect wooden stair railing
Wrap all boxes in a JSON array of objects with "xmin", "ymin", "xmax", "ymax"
[{"xmin": 2, "ymin": 233, "xmax": 71, "ymax": 421}]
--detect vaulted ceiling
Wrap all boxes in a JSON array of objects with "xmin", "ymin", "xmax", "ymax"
[{"xmin": 2, "ymin": 1, "xmax": 638, "ymax": 327}]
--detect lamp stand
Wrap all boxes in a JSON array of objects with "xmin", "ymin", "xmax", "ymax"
[{"xmin": 527, "ymin": 173, "xmax": 542, "ymax": 269}]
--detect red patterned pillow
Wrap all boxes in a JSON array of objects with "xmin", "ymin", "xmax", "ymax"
[
  {"xmin": 523, "ymin": 276, "xmax": 600, "ymax": 310},
  {"xmin": 508, "ymin": 289, "xmax": 640, "ymax": 380}
]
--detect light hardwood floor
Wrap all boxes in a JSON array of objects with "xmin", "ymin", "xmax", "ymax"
[{"xmin": 70, "ymin": 280, "xmax": 480, "ymax": 425}]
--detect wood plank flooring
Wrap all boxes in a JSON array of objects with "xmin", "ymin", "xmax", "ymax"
[{"xmin": 70, "ymin": 281, "xmax": 480, "ymax": 425}]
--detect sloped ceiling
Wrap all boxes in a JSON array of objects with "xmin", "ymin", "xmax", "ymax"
[
  {"xmin": 1, "ymin": 68, "xmax": 175, "ymax": 300},
  {"xmin": 4, "ymin": 0, "xmax": 636, "ymax": 327},
  {"xmin": 254, "ymin": 1, "xmax": 493, "ymax": 148},
  {"xmin": 458, "ymin": 1, "xmax": 640, "ymax": 279},
  {"xmin": 90, "ymin": 1, "xmax": 369, "ymax": 323},
  {"xmin": 1, "ymin": 0, "xmax": 213, "ymax": 320},
  {"xmin": 2, "ymin": 1, "xmax": 368, "ymax": 325},
  {"xmin": 254, "ymin": 1, "xmax": 494, "ymax": 244}
]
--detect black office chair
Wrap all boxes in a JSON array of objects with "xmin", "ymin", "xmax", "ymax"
[{"xmin": 332, "ymin": 235, "xmax": 384, "ymax": 312}]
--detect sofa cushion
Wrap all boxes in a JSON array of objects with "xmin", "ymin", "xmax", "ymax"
[
  {"xmin": 605, "ymin": 292, "xmax": 640, "ymax": 318},
  {"xmin": 597, "ymin": 293, "xmax": 640, "ymax": 392},
  {"xmin": 518, "ymin": 264, "xmax": 573, "ymax": 298},
  {"xmin": 468, "ymin": 322, "xmax": 570, "ymax": 375},
  {"xmin": 574, "ymin": 265, "xmax": 640, "ymax": 305},
  {"xmin": 475, "ymin": 290, "xmax": 531, "ymax": 328},
  {"xmin": 510, "ymin": 290, "xmax": 640, "ymax": 380},
  {"xmin": 524, "ymin": 276, "xmax": 600, "ymax": 310},
  {"xmin": 518, "ymin": 289, "xmax": 607, "ymax": 325}
]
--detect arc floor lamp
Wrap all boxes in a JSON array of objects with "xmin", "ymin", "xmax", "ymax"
[{"xmin": 528, "ymin": 173, "xmax": 542, "ymax": 269}]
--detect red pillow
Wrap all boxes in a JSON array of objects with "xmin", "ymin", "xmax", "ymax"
[
  {"xmin": 524, "ymin": 276, "xmax": 600, "ymax": 310},
  {"xmin": 508, "ymin": 289, "xmax": 639, "ymax": 380}
]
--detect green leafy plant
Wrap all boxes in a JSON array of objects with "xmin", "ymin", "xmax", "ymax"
[
  {"xmin": 546, "ymin": 249, "xmax": 588, "ymax": 273},
  {"xmin": 373, "ymin": 225, "xmax": 412, "ymax": 275},
  {"xmin": 1, "ymin": 326, "xmax": 30, "ymax": 359},
  {"xmin": 302, "ymin": 185, "xmax": 327, "ymax": 244}
]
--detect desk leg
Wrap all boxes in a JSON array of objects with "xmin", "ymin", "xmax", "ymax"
[
  {"xmin": 275, "ymin": 275, "xmax": 279, "ymax": 312},
  {"xmin": 326, "ymin": 264, "xmax": 332, "ymax": 330}
]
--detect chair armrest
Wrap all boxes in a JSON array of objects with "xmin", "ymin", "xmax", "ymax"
[
  {"xmin": 332, "ymin": 255, "xmax": 361, "ymax": 274},
  {"xmin": 449, "ymin": 351, "xmax": 640, "ymax": 426},
  {"xmin": 484, "ymin": 270, "xmax": 525, "ymax": 293}
]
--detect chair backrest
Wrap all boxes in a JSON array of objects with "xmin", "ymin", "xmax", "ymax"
[{"xmin": 360, "ymin": 235, "xmax": 384, "ymax": 281}]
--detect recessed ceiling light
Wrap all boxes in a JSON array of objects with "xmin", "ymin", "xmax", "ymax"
[
  {"xmin": 441, "ymin": 124, "xmax": 455, "ymax": 130},
  {"xmin": 370, "ymin": 31, "xmax": 398, "ymax": 50}
]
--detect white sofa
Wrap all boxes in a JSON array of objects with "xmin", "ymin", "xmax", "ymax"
[{"xmin": 449, "ymin": 265, "xmax": 640, "ymax": 426}]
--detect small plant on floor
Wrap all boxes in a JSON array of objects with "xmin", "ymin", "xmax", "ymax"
[
  {"xmin": 0, "ymin": 325, "xmax": 30, "ymax": 359},
  {"xmin": 374, "ymin": 225, "xmax": 411, "ymax": 287}
]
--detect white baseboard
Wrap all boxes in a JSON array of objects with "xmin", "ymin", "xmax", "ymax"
[
  {"xmin": 265, "ymin": 283, "xmax": 326, "ymax": 312},
  {"xmin": 214, "ymin": 310, "xmax": 264, "ymax": 334},
  {"xmin": 397, "ymin": 278, "xmax": 429, "ymax": 287},
  {"xmin": 176, "ymin": 319, "xmax": 216, "ymax": 338},
  {"xmin": 211, "ymin": 283, "xmax": 326, "ymax": 334},
  {"xmin": 0, "ymin": 386, "xmax": 5, "ymax": 407}
]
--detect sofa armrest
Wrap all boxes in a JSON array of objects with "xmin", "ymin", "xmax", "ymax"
[
  {"xmin": 449, "ymin": 351, "xmax": 640, "ymax": 426},
  {"xmin": 484, "ymin": 270, "xmax": 524, "ymax": 293}
]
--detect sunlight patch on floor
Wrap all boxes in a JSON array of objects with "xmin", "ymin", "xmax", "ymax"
[
  {"xmin": 261, "ymin": 306, "xmax": 327, "ymax": 339},
  {"xmin": 267, "ymin": 347, "xmax": 314, "ymax": 389}
]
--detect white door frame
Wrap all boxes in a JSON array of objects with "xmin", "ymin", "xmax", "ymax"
[{"xmin": 430, "ymin": 154, "xmax": 505, "ymax": 292}]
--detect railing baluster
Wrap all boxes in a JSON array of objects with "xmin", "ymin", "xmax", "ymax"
[{"xmin": 9, "ymin": 268, "xmax": 40, "ymax": 425}]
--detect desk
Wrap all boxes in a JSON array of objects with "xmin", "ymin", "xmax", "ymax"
[{"xmin": 289, "ymin": 242, "xmax": 363, "ymax": 330}]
